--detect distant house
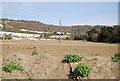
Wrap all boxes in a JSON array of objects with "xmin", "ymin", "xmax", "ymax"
[
  {"xmin": 4, "ymin": 34, "xmax": 12, "ymax": 38},
  {"xmin": 0, "ymin": 24, "xmax": 3, "ymax": 28},
  {"xmin": 1, "ymin": 34, "xmax": 13, "ymax": 40}
]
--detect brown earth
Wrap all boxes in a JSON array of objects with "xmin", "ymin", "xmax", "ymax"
[{"xmin": 0, "ymin": 40, "xmax": 119, "ymax": 79}]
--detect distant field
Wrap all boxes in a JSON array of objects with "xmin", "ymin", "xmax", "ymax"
[{"xmin": 1, "ymin": 40, "xmax": 118, "ymax": 57}]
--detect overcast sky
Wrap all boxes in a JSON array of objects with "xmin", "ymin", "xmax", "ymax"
[{"xmin": 2, "ymin": 2, "xmax": 118, "ymax": 26}]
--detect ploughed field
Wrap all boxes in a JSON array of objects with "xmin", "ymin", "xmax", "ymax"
[{"xmin": 0, "ymin": 40, "xmax": 119, "ymax": 79}]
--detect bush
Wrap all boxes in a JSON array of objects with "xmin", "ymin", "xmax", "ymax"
[
  {"xmin": 3, "ymin": 61, "xmax": 24, "ymax": 73},
  {"xmin": 111, "ymin": 57, "xmax": 118, "ymax": 62},
  {"xmin": 111, "ymin": 52, "xmax": 120, "ymax": 62},
  {"xmin": 64, "ymin": 54, "xmax": 83, "ymax": 63},
  {"xmin": 75, "ymin": 63, "xmax": 91, "ymax": 78},
  {"xmin": 71, "ymin": 34, "xmax": 88, "ymax": 40},
  {"xmin": 115, "ymin": 52, "xmax": 120, "ymax": 60},
  {"xmin": 32, "ymin": 50, "xmax": 38, "ymax": 55}
]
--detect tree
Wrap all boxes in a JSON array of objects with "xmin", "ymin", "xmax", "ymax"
[
  {"xmin": 97, "ymin": 26, "xmax": 118, "ymax": 43},
  {"xmin": 87, "ymin": 28, "xmax": 99, "ymax": 41}
]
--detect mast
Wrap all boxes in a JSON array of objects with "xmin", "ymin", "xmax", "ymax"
[{"xmin": 59, "ymin": 20, "xmax": 61, "ymax": 43}]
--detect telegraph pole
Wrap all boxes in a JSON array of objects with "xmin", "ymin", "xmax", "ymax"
[
  {"xmin": 59, "ymin": 20, "xmax": 61, "ymax": 43},
  {"xmin": 2, "ymin": 19, "xmax": 5, "ymax": 40}
]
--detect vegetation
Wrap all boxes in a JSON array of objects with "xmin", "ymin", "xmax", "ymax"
[
  {"xmin": 3, "ymin": 61, "xmax": 24, "ymax": 73},
  {"xmin": 111, "ymin": 52, "xmax": 120, "ymax": 62},
  {"xmin": 0, "ymin": 37, "xmax": 12, "ymax": 40},
  {"xmin": 64, "ymin": 54, "xmax": 83, "ymax": 63},
  {"xmin": 90, "ymin": 53, "xmax": 101, "ymax": 56},
  {"xmin": 75, "ymin": 63, "xmax": 91, "ymax": 78},
  {"xmin": 87, "ymin": 26, "xmax": 120, "ymax": 43},
  {"xmin": 1, "ymin": 18, "xmax": 102, "ymax": 34},
  {"xmin": 71, "ymin": 25, "xmax": 120, "ymax": 43},
  {"xmin": 70, "ymin": 33, "xmax": 88, "ymax": 40},
  {"xmin": 32, "ymin": 50, "xmax": 38, "ymax": 55},
  {"xmin": 87, "ymin": 28, "xmax": 99, "ymax": 42}
]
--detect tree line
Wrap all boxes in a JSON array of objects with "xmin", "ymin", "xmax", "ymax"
[{"xmin": 71, "ymin": 25, "xmax": 120, "ymax": 43}]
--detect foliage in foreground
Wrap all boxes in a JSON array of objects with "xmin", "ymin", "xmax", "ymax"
[
  {"xmin": 75, "ymin": 63, "xmax": 91, "ymax": 78},
  {"xmin": 32, "ymin": 50, "xmax": 38, "ymax": 55},
  {"xmin": 3, "ymin": 61, "xmax": 24, "ymax": 73},
  {"xmin": 111, "ymin": 52, "xmax": 120, "ymax": 62},
  {"xmin": 64, "ymin": 54, "xmax": 83, "ymax": 63}
]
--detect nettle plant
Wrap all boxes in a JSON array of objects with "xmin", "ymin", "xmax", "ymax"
[
  {"xmin": 3, "ymin": 61, "xmax": 24, "ymax": 73},
  {"xmin": 32, "ymin": 50, "xmax": 38, "ymax": 55},
  {"xmin": 75, "ymin": 63, "xmax": 91, "ymax": 78},
  {"xmin": 111, "ymin": 52, "xmax": 120, "ymax": 62},
  {"xmin": 64, "ymin": 54, "xmax": 83, "ymax": 63}
]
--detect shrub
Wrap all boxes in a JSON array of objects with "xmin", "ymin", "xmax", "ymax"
[
  {"xmin": 64, "ymin": 54, "xmax": 83, "ymax": 63},
  {"xmin": 3, "ymin": 61, "xmax": 24, "ymax": 73},
  {"xmin": 111, "ymin": 57, "xmax": 118, "ymax": 62},
  {"xmin": 111, "ymin": 52, "xmax": 120, "ymax": 62},
  {"xmin": 32, "ymin": 50, "xmax": 38, "ymax": 55},
  {"xmin": 115, "ymin": 52, "xmax": 120, "ymax": 60},
  {"xmin": 75, "ymin": 63, "xmax": 91, "ymax": 78}
]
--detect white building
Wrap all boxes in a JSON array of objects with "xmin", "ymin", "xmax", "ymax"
[
  {"xmin": 0, "ymin": 24, "xmax": 3, "ymax": 28},
  {"xmin": 0, "ymin": 31, "xmax": 40, "ymax": 40}
]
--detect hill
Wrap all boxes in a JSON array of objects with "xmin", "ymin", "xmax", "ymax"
[{"xmin": 1, "ymin": 18, "xmax": 102, "ymax": 34}]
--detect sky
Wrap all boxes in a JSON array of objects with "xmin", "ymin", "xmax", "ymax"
[
  {"xmin": 1, "ymin": 0, "xmax": 120, "ymax": 2},
  {"xmin": 2, "ymin": 2, "xmax": 118, "ymax": 26}
]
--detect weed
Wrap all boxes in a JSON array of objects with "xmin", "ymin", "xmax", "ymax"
[
  {"xmin": 115, "ymin": 52, "xmax": 120, "ymax": 60},
  {"xmin": 45, "ymin": 72, "xmax": 47, "ymax": 75},
  {"xmin": 44, "ymin": 51, "xmax": 47, "ymax": 54},
  {"xmin": 32, "ymin": 50, "xmax": 38, "ymax": 55},
  {"xmin": 111, "ymin": 52, "xmax": 120, "ymax": 62},
  {"xmin": 3, "ymin": 61, "xmax": 24, "ymax": 73},
  {"xmin": 13, "ymin": 54, "xmax": 16, "ymax": 57},
  {"xmin": 75, "ymin": 63, "xmax": 91, "ymax": 78},
  {"xmin": 64, "ymin": 54, "xmax": 83, "ymax": 63},
  {"xmin": 90, "ymin": 53, "xmax": 101, "ymax": 56},
  {"xmin": 111, "ymin": 57, "xmax": 118, "ymax": 62}
]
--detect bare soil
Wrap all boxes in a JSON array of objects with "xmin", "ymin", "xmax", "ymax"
[{"xmin": 1, "ymin": 40, "xmax": 119, "ymax": 79}]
